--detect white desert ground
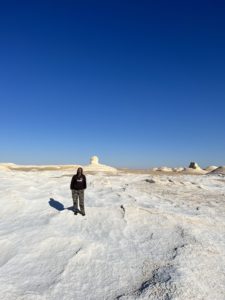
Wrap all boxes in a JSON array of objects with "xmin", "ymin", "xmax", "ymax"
[{"xmin": 0, "ymin": 161, "xmax": 225, "ymax": 300}]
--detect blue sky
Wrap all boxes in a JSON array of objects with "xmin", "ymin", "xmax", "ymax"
[{"xmin": 0, "ymin": 1, "xmax": 225, "ymax": 168}]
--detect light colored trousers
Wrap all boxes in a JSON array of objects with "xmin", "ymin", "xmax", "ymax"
[{"xmin": 72, "ymin": 189, "xmax": 85, "ymax": 214}]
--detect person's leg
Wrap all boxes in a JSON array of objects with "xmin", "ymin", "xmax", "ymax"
[
  {"xmin": 78, "ymin": 189, "xmax": 85, "ymax": 215},
  {"xmin": 72, "ymin": 190, "xmax": 79, "ymax": 213}
]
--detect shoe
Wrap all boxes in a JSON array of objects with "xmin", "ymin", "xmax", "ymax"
[
  {"xmin": 81, "ymin": 212, "xmax": 85, "ymax": 216},
  {"xmin": 74, "ymin": 211, "xmax": 77, "ymax": 215}
]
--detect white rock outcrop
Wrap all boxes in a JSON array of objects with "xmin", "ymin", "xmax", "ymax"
[
  {"xmin": 181, "ymin": 167, "xmax": 207, "ymax": 174},
  {"xmin": 204, "ymin": 166, "xmax": 218, "ymax": 172},
  {"xmin": 83, "ymin": 156, "xmax": 117, "ymax": 173},
  {"xmin": 173, "ymin": 167, "xmax": 185, "ymax": 172},
  {"xmin": 152, "ymin": 167, "xmax": 158, "ymax": 171},
  {"xmin": 189, "ymin": 162, "xmax": 202, "ymax": 170},
  {"xmin": 209, "ymin": 166, "xmax": 225, "ymax": 175},
  {"xmin": 157, "ymin": 166, "xmax": 173, "ymax": 172},
  {"xmin": 90, "ymin": 155, "xmax": 99, "ymax": 165},
  {"xmin": 181, "ymin": 162, "xmax": 207, "ymax": 174}
]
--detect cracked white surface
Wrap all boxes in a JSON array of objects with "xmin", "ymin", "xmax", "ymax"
[{"xmin": 0, "ymin": 170, "xmax": 225, "ymax": 300}]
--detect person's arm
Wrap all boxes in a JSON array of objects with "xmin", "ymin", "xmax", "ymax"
[
  {"xmin": 83, "ymin": 175, "xmax": 87, "ymax": 189},
  {"xmin": 70, "ymin": 175, "xmax": 75, "ymax": 190}
]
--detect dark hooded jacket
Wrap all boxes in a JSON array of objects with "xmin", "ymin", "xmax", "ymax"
[{"xmin": 70, "ymin": 168, "xmax": 87, "ymax": 190}]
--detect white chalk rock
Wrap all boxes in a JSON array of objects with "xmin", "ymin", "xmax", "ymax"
[
  {"xmin": 157, "ymin": 166, "xmax": 173, "ymax": 172},
  {"xmin": 189, "ymin": 162, "xmax": 202, "ymax": 170},
  {"xmin": 83, "ymin": 156, "xmax": 117, "ymax": 173},
  {"xmin": 173, "ymin": 167, "xmax": 184, "ymax": 172},
  {"xmin": 181, "ymin": 167, "xmax": 207, "ymax": 174},
  {"xmin": 90, "ymin": 155, "xmax": 99, "ymax": 165},
  {"xmin": 152, "ymin": 167, "xmax": 158, "ymax": 171},
  {"xmin": 204, "ymin": 166, "xmax": 218, "ymax": 172},
  {"xmin": 209, "ymin": 166, "xmax": 225, "ymax": 175}
]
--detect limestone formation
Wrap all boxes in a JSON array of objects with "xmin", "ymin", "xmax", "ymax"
[
  {"xmin": 83, "ymin": 156, "xmax": 117, "ymax": 173},
  {"xmin": 157, "ymin": 166, "xmax": 173, "ymax": 172},
  {"xmin": 90, "ymin": 156, "xmax": 99, "ymax": 165},
  {"xmin": 189, "ymin": 162, "xmax": 201, "ymax": 169},
  {"xmin": 204, "ymin": 166, "xmax": 218, "ymax": 172},
  {"xmin": 152, "ymin": 167, "xmax": 158, "ymax": 171},
  {"xmin": 209, "ymin": 166, "xmax": 225, "ymax": 175},
  {"xmin": 173, "ymin": 167, "xmax": 185, "ymax": 172}
]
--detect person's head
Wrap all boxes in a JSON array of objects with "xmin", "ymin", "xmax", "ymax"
[{"xmin": 77, "ymin": 167, "xmax": 83, "ymax": 176}]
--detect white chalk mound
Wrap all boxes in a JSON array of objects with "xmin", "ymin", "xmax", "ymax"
[
  {"xmin": 180, "ymin": 162, "xmax": 207, "ymax": 174},
  {"xmin": 83, "ymin": 156, "xmax": 117, "ymax": 173},
  {"xmin": 0, "ymin": 156, "xmax": 117, "ymax": 173},
  {"xmin": 204, "ymin": 166, "xmax": 218, "ymax": 172},
  {"xmin": 0, "ymin": 163, "xmax": 17, "ymax": 171},
  {"xmin": 157, "ymin": 166, "xmax": 173, "ymax": 172},
  {"xmin": 181, "ymin": 168, "xmax": 207, "ymax": 175},
  {"xmin": 0, "ymin": 165, "xmax": 10, "ymax": 171},
  {"xmin": 173, "ymin": 167, "xmax": 185, "ymax": 172},
  {"xmin": 209, "ymin": 166, "xmax": 225, "ymax": 175}
]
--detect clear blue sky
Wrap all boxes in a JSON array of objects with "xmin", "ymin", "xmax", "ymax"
[{"xmin": 0, "ymin": 1, "xmax": 225, "ymax": 168}]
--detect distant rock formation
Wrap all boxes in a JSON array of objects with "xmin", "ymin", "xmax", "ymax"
[
  {"xmin": 157, "ymin": 166, "xmax": 173, "ymax": 172},
  {"xmin": 173, "ymin": 167, "xmax": 185, "ymax": 172},
  {"xmin": 204, "ymin": 166, "xmax": 218, "ymax": 172},
  {"xmin": 209, "ymin": 166, "xmax": 225, "ymax": 175},
  {"xmin": 184, "ymin": 162, "xmax": 208, "ymax": 174},
  {"xmin": 83, "ymin": 156, "xmax": 117, "ymax": 173},
  {"xmin": 90, "ymin": 155, "xmax": 99, "ymax": 165},
  {"xmin": 189, "ymin": 162, "xmax": 201, "ymax": 169},
  {"xmin": 182, "ymin": 167, "xmax": 207, "ymax": 174}
]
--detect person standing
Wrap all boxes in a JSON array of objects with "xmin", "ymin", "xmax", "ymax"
[{"xmin": 70, "ymin": 167, "xmax": 87, "ymax": 216}]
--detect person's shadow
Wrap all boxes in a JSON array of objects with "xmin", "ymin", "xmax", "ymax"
[{"xmin": 49, "ymin": 198, "xmax": 75, "ymax": 212}]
